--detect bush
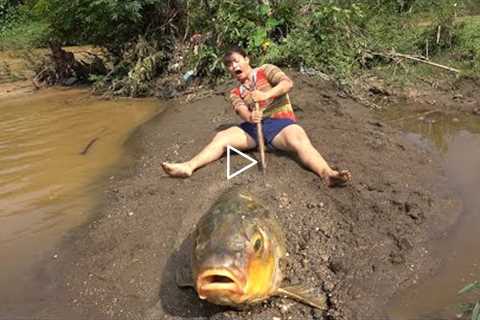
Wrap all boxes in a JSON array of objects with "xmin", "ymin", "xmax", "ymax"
[
  {"xmin": 189, "ymin": 1, "xmax": 369, "ymax": 80},
  {"xmin": 32, "ymin": 0, "xmax": 184, "ymax": 54},
  {"xmin": 0, "ymin": 19, "xmax": 50, "ymax": 50},
  {"xmin": 455, "ymin": 16, "xmax": 480, "ymax": 71},
  {"xmin": 0, "ymin": 2, "xmax": 50, "ymax": 50},
  {"xmin": 3, "ymin": 0, "xmax": 480, "ymax": 90},
  {"xmin": 273, "ymin": 2, "xmax": 367, "ymax": 77},
  {"xmin": 187, "ymin": 0, "xmax": 285, "ymax": 78}
]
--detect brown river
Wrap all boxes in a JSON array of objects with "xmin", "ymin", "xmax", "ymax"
[{"xmin": 0, "ymin": 87, "xmax": 163, "ymax": 312}]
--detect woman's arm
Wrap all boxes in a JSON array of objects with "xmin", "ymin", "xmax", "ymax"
[
  {"xmin": 234, "ymin": 103, "xmax": 262, "ymax": 123},
  {"xmin": 250, "ymin": 64, "xmax": 293, "ymax": 102},
  {"xmin": 251, "ymin": 77, "xmax": 293, "ymax": 102}
]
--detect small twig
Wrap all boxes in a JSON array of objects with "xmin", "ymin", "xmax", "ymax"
[
  {"xmin": 80, "ymin": 137, "xmax": 99, "ymax": 155},
  {"xmin": 183, "ymin": 10, "xmax": 190, "ymax": 42},
  {"xmin": 387, "ymin": 109, "xmax": 441, "ymax": 122},
  {"xmin": 148, "ymin": 10, "xmax": 178, "ymax": 34},
  {"xmin": 399, "ymin": 60, "xmax": 409, "ymax": 73},
  {"xmin": 425, "ymin": 39, "xmax": 429, "ymax": 60},
  {"xmin": 436, "ymin": 25, "xmax": 441, "ymax": 45}
]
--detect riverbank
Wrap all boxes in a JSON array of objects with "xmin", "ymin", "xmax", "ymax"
[
  {"xmin": 23, "ymin": 70, "xmax": 470, "ymax": 320},
  {"xmin": 0, "ymin": 80, "xmax": 36, "ymax": 99}
]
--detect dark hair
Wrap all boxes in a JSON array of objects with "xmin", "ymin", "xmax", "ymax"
[{"xmin": 223, "ymin": 46, "xmax": 247, "ymax": 65}]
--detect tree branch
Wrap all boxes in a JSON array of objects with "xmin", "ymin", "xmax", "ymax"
[{"xmin": 370, "ymin": 50, "xmax": 460, "ymax": 73}]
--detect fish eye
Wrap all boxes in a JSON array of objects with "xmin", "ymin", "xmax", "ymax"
[{"xmin": 253, "ymin": 238, "xmax": 263, "ymax": 252}]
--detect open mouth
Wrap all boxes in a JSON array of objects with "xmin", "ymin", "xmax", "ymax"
[
  {"xmin": 234, "ymin": 69, "xmax": 242, "ymax": 75},
  {"xmin": 196, "ymin": 269, "xmax": 244, "ymax": 299}
]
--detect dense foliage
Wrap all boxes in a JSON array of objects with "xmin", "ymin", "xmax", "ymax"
[
  {"xmin": 1, "ymin": 0, "xmax": 479, "ymax": 93},
  {"xmin": 32, "ymin": 0, "xmax": 184, "ymax": 53},
  {"xmin": 0, "ymin": 0, "xmax": 50, "ymax": 49}
]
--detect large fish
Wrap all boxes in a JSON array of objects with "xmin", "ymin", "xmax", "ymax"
[{"xmin": 176, "ymin": 188, "xmax": 327, "ymax": 309}]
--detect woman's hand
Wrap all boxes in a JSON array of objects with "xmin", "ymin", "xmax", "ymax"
[
  {"xmin": 249, "ymin": 109, "xmax": 263, "ymax": 123},
  {"xmin": 249, "ymin": 90, "xmax": 270, "ymax": 102}
]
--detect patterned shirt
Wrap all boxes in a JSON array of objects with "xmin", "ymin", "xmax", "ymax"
[{"xmin": 229, "ymin": 64, "xmax": 296, "ymax": 121}]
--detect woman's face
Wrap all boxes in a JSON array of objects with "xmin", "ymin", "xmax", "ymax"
[{"xmin": 225, "ymin": 52, "xmax": 251, "ymax": 83}]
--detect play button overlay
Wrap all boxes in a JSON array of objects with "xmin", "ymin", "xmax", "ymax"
[{"xmin": 226, "ymin": 145, "xmax": 258, "ymax": 180}]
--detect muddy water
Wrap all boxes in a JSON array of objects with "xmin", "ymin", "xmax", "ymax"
[
  {"xmin": 0, "ymin": 87, "xmax": 163, "ymax": 313},
  {"xmin": 384, "ymin": 110, "xmax": 480, "ymax": 319}
]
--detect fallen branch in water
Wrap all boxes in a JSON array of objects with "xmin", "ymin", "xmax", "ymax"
[
  {"xmin": 80, "ymin": 137, "xmax": 99, "ymax": 155},
  {"xmin": 387, "ymin": 109, "xmax": 441, "ymax": 122},
  {"xmin": 370, "ymin": 50, "xmax": 460, "ymax": 74}
]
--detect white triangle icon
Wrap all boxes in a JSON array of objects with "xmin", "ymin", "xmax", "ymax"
[{"xmin": 226, "ymin": 145, "xmax": 258, "ymax": 180}]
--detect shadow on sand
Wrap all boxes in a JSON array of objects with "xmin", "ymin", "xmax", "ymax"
[{"xmin": 149, "ymin": 232, "xmax": 227, "ymax": 319}]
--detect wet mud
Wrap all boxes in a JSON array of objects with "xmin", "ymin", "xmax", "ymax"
[{"xmin": 28, "ymin": 73, "xmax": 464, "ymax": 319}]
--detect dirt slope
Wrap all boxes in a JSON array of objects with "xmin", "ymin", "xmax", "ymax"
[{"xmin": 38, "ymin": 73, "xmax": 460, "ymax": 320}]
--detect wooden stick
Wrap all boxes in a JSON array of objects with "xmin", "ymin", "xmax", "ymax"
[
  {"xmin": 80, "ymin": 137, "xmax": 99, "ymax": 155},
  {"xmin": 393, "ymin": 52, "xmax": 460, "ymax": 73},
  {"xmin": 425, "ymin": 39, "xmax": 429, "ymax": 60},
  {"xmin": 371, "ymin": 51, "xmax": 460, "ymax": 73},
  {"xmin": 255, "ymin": 101, "xmax": 266, "ymax": 174}
]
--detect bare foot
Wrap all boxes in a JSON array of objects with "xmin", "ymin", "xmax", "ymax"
[
  {"xmin": 161, "ymin": 162, "xmax": 193, "ymax": 178},
  {"xmin": 325, "ymin": 169, "xmax": 351, "ymax": 188}
]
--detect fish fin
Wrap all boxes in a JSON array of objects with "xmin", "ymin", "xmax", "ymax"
[
  {"xmin": 275, "ymin": 286, "xmax": 328, "ymax": 310},
  {"xmin": 175, "ymin": 264, "xmax": 194, "ymax": 288}
]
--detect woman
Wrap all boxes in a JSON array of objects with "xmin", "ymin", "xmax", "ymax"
[{"xmin": 162, "ymin": 47, "xmax": 351, "ymax": 187}]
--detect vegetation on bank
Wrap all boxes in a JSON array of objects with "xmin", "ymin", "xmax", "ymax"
[
  {"xmin": 1, "ymin": 0, "xmax": 479, "ymax": 96},
  {"xmin": 459, "ymin": 281, "xmax": 480, "ymax": 320}
]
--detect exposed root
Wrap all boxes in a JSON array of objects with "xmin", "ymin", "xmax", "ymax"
[{"xmin": 33, "ymin": 43, "xmax": 107, "ymax": 87}]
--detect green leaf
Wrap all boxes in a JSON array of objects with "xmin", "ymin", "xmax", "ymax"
[
  {"xmin": 265, "ymin": 17, "xmax": 280, "ymax": 30},
  {"xmin": 258, "ymin": 4, "xmax": 270, "ymax": 17},
  {"xmin": 472, "ymin": 301, "xmax": 480, "ymax": 320},
  {"xmin": 251, "ymin": 28, "xmax": 267, "ymax": 47},
  {"xmin": 459, "ymin": 281, "xmax": 480, "ymax": 295}
]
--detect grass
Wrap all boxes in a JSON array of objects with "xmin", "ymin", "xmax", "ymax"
[
  {"xmin": 0, "ymin": 17, "xmax": 50, "ymax": 51},
  {"xmin": 459, "ymin": 281, "xmax": 480, "ymax": 320}
]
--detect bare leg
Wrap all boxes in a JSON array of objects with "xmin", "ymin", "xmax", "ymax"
[
  {"xmin": 162, "ymin": 127, "xmax": 256, "ymax": 177},
  {"xmin": 272, "ymin": 125, "xmax": 351, "ymax": 187}
]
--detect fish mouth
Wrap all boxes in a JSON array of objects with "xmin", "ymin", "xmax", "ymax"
[{"xmin": 196, "ymin": 268, "xmax": 246, "ymax": 300}]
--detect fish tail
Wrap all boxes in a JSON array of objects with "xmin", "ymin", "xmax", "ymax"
[{"xmin": 275, "ymin": 286, "xmax": 328, "ymax": 310}]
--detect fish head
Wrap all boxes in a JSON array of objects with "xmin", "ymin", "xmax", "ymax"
[{"xmin": 194, "ymin": 215, "xmax": 283, "ymax": 306}]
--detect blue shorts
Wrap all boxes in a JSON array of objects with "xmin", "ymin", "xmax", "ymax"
[{"xmin": 239, "ymin": 118, "xmax": 296, "ymax": 150}]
